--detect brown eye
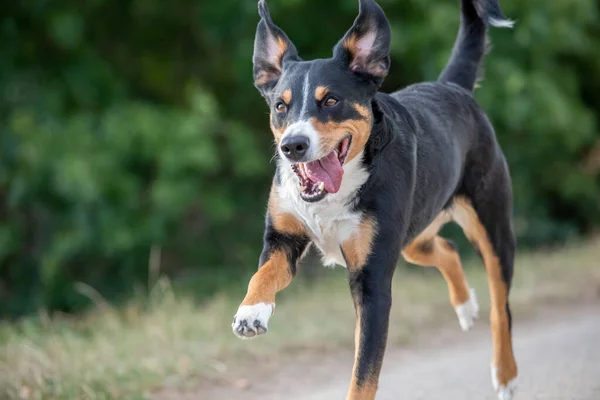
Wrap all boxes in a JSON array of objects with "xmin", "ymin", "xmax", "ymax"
[
  {"xmin": 324, "ymin": 97, "xmax": 338, "ymax": 107},
  {"xmin": 275, "ymin": 102, "xmax": 287, "ymax": 113}
]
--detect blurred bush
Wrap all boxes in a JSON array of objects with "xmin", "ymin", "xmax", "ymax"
[{"xmin": 0, "ymin": 0, "xmax": 598, "ymax": 315}]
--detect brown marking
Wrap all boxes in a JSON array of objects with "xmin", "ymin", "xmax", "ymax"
[
  {"xmin": 344, "ymin": 218, "xmax": 382, "ymax": 400},
  {"xmin": 270, "ymin": 118, "xmax": 289, "ymax": 142},
  {"xmin": 268, "ymin": 186, "xmax": 307, "ymax": 237},
  {"xmin": 341, "ymin": 217, "xmax": 377, "ymax": 271},
  {"xmin": 487, "ymin": 254, "xmax": 517, "ymax": 387},
  {"xmin": 347, "ymin": 305, "xmax": 379, "ymax": 400},
  {"xmin": 341, "ymin": 27, "xmax": 387, "ymax": 77},
  {"xmin": 346, "ymin": 378, "xmax": 378, "ymax": 400},
  {"xmin": 343, "ymin": 34, "xmax": 359, "ymax": 58},
  {"xmin": 416, "ymin": 239, "xmax": 434, "ymax": 255},
  {"xmin": 310, "ymin": 103, "xmax": 371, "ymax": 164},
  {"xmin": 315, "ymin": 86, "xmax": 329, "ymax": 101},
  {"xmin": 281, "ymin": 89, "xmax": 292, "ymax": 104},
  {"xmin": 353, "ymin": 104, "xmax": 370, "ymax": 119},
  {"xmin": 254, "ymin": 36, "xmax": 289, "ymax": 86},
  {"xmin": 275, "ymin": 36, "xmax": 289, "ymax": 59},
  {"xmin": 402, "ymin": 209, "xmax": 470, "ymax": 307},
  {"xmin": 241, "ymin": 250, "xmax": 291, "ymax": 306},
  {"xmin": 403, "ymin": 235, "xmax": 471, "ymax": 307},
  {"xmin": 451, "ymin": 197, "xmax": 518, "ymax": 386}
]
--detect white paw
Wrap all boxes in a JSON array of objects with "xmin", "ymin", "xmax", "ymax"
[
  {"xmin": 232, "ymin": 302, "xmax": 274, "ymax": 339},
  {"xmin": 491, "ymin": 366, "xmax": 518, "ymax": 400},
  {"xmin": 455, "ymin": 288, "xmax": 479, "ymax": 331}
]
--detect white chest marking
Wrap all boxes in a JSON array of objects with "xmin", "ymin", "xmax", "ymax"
[{"xmin": 276, "ymin": 152, "xmax": 369, "ymax": 267}]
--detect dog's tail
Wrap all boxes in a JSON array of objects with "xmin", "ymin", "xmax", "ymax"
[{"xmin": 438, "ymin": 0, "xmax": 513, "ymax": 92}]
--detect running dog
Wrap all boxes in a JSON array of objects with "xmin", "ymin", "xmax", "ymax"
[{"xmin": 232, "ymin": 0, "xmax": 517, "ymax": 398}]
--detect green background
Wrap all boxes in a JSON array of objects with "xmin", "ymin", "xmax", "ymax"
[{"xmin": 1, "ymin": 0, "xmax": 598, "ymax": 316}]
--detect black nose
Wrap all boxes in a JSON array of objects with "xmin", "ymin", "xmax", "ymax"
[{"xmin": 280, "ymin": 136, "xmax": 310, "ymax": 161}]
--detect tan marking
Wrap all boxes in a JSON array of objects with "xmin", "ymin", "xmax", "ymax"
[
  {"xmin": 346, "ymin": 304, "xmax": 379, "ymax": 400},
  {"xmin": 310, "ymin": 103, "xmax": 371, "ymax": 163},
  {"xmin": 403, "ymin": 235, "xmax": 470, "ymax": 307},
  {"xmin": 315, "ymin": 86, "xmax": 329, "ymax": 101},
  {"xmin": 346, "ymin": 378, "xmax": 378, "ymax": 400},
  {"xmin": 343, "ymin": 34, "xmax": 359, "ymax": 59},
  {"xmin": 402, "ymin": 197, "xmax": 517, "ymax": 386},
  {"xmin": 239, "ymin": 187, "xmax": 306, "ymax": 307},
  {"xmin": 275, "ymin": 37, "xmax": 289, "ymax": 59},
  {"xmin": 342, "ymin": 27, "xmax": 387, "ymax": 77},
  {"xmin": 341, "ymin": 217, "xmax": 377, "ymax": 271},
  {"xmin": 269, "ymin": 118, "xmax": 289, "ymax": 142},
  {"xmin": 488, "ymin": 255, "xmax": 517, "ymax": 386},
  {"xmin": 344, "ymin": 218, "xmax": 380, "ymax": 400},
  {"xmin": 241, "ymin": 250, "xmax": 290, "ymax": 306},
  {"xmin": 281, "ymin": 89, "xmax": 292, "ymax": 104},
  {"xmin": 254, "ymin": 36, "xmax": 289, "ymax": 86},
  {"xmin": 452, "ymin": 197, "xmax": 518, "ymax": 386},
  {"xmin": 353, "ymin": 104, "xmax": 370, "ymax": 119},
  {"xmin": 268, "ymin": 186, "xmax": 307, "ymax": 237},
  {"xmin": 402, "ymin": 209, "xmax": 469, "ymax": 306}
]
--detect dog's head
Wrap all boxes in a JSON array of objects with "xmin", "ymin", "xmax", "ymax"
[{"xmin": 253, "ymin": 0, "xmax": 391, "ymax": 202}]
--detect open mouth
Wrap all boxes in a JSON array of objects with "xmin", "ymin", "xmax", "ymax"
[{"xmin": 291, "ymin": 136, "xmax": 351, "ymax": 202}]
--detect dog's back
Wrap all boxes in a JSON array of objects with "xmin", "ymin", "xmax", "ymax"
[{"xmin": 371, "ymin": 0, "xmax": 515, "ymax": 244}]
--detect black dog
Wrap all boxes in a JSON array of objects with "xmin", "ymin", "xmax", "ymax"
[{"xmin": 233, "ymin": 0, "xmax": 517, "ymax": 398}]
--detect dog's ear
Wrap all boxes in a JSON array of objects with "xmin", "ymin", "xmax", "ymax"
[
  {"xmin": 253, "ymin": 0, "xmax": 299, "ymax": 97},
  {"xmin": 333, "ymin": 0, "xmax": 391, "ymax": 86}
]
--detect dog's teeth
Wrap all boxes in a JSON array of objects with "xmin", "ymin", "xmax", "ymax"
[
  {"xmin": 298, "ymin": 184, "xmax": 307, "ymax": 191},
  {"xmin": 318, "ymin": 182, "xmax": 325, "ymax": 191}
]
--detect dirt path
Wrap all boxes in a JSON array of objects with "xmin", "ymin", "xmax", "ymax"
[
  {"xmin": 190, "ymin": 303, "xmax": 600, "ymax": 400},
  {"xmin": 295, "ymin": 305, "xmax": 600, "ymax": 400}
]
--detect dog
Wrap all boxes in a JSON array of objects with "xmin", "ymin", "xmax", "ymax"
[{"xmin": 232, "ymin": 0, "xmax": 517, "ymax": 398}]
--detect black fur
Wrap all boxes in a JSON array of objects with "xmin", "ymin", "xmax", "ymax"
[
  {"xmin": 250, "ymin": 0, "xmax": 516, "ymax": 394},
  {"xmin": 259, "ymin": 212, "xmax": 310, "ymax": 275}
]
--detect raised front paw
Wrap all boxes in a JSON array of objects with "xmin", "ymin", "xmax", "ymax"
[{"xmin": 232, "ymin": 302, "xmax": 274, "ymax": 339}]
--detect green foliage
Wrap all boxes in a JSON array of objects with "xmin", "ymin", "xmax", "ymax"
[
  {"xmin": 1, "ymin": 88, "xmax": 269, "ymax": 315},
  {"xmin": 0, "ymin": 0, "xmax": 598, "ymax": 315}
]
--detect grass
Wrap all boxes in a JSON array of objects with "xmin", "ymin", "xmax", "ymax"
[{"xmin": 1, "ymin": 239, "xmax": 599, "ymax": 400}]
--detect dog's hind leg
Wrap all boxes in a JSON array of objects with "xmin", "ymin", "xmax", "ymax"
[
  {"xmin": 452, "ymin": 177, "xmax": 518, "ymax": 399},
  {"xmin": 402, "ymin": 214, "xmax": 479, "ymax": 331}
]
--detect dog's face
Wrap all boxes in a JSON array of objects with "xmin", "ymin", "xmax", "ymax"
[{"xmin": 253, "ymin": 0, "xmax": 391, "ymax": 202}]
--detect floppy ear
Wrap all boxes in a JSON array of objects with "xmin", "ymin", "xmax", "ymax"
[
  {"xmin": 333, "ymin": 0, "xmax": 391, "ymax": 85},
  {"xmin": 253, "ymin": 0, "xmax": 299, "ymax": 96}
]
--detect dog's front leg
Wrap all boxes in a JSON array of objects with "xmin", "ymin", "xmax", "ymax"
[
  {"xmin": 232, "ymin": 188, "xmax": 310, "ymax": 339},
  {"xmin": 342, "ymin": 217, "xmax": 400, "ymax": 400}
]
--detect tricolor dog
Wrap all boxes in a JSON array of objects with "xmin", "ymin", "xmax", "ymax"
[{"xmin": 232, "ymin": 0, "xmax": 518, "ymax": 398}]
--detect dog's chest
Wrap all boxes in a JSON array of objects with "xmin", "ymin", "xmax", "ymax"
[
  {"xmin": 276, "ymin": 156, "xmax": 369, "ymax": 268},
  {"xmin": 294, "ymin": 200, "xmax": 361, "ymax": 267}
]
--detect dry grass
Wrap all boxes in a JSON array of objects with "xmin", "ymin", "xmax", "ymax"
[{"xmin": 1, "ymin": 239, "xmax": 599, "ymax": 399}]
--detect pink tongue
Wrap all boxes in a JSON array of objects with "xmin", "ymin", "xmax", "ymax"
[{"xmin": 305, "ymin": 151, "xmax": 344, "ymax": 194}]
